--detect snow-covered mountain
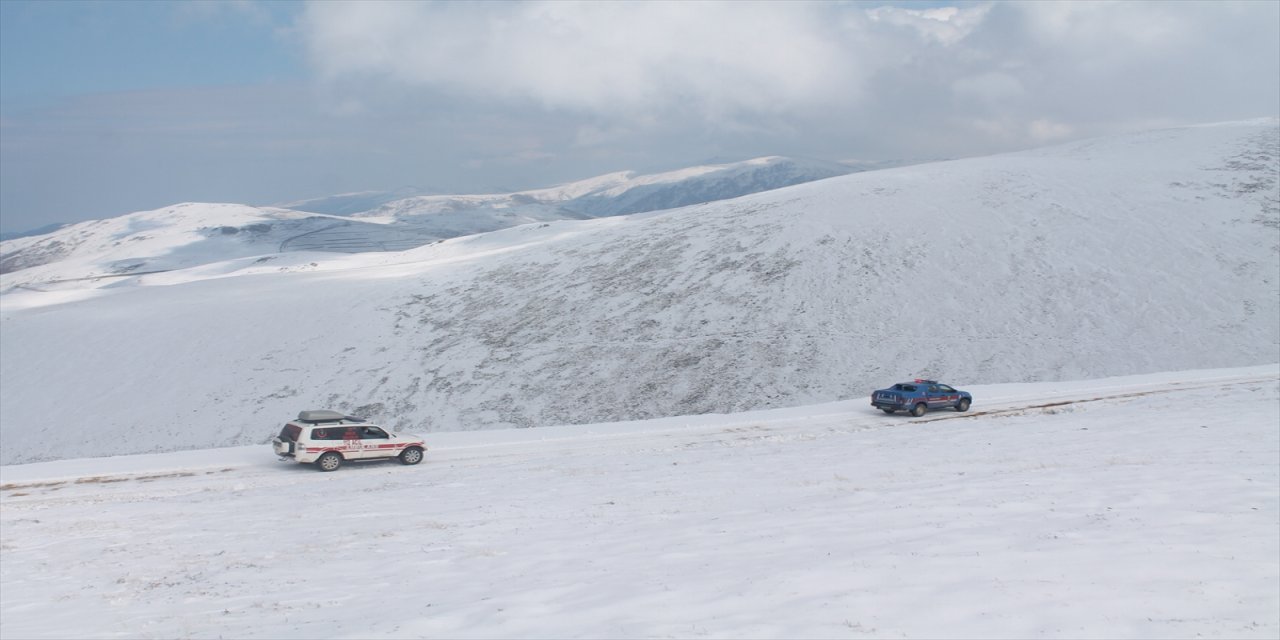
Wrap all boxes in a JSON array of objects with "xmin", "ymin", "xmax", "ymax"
[
  {"xmin": 273, "ymin": 155, "xmax": 855, "ymax": 249},
  {"xmin": 0, "ymin": 120, "xmax": 1276, "ymax": 464},
  {"xmin": 0, "ymin": 204, "xmax": 435, "ymax": 288},
  {"xmin": 274, "ymin": 186, "xmax": 427, "ymax": 215},
  {"xmin": 0, "ymin": 156, "xmax": 852, "ymax": 288}
]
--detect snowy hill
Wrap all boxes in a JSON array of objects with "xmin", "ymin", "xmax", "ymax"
[
  {"xmin": 0, "ymin": 156, "xmax": 851, "ymax": 288},
  {"xmin": 274, "ymin": 186, "xmax": 427, "ymax": 216},
  {"xmin": 0, "ymin": 203, "xmax": 434, "ymax": 289},
  {"xmin": 2, "ymin": 367, "xmax": 1277, "ymax": 638},
  {"xmin": 0, "ymin": 120, "xmax": 1277, "ymax": 464},
  {"xmin": 276, "ymin": 156, "xmax": 853, "ymax": 250}
]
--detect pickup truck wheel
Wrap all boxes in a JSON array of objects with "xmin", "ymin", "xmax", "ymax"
[
  {"xmin": 956, "ymin": 398, "xmax": 971, "ymax": 412},
  {"xmin": 910, "ymin": 403, "xmax": 927, "ymax": 417},
  {"xmin": 399, "ymin": 447, "xmax": 424, "ymax": 465},
  {"xmin": 881, "ymin": 408, "xmax": 896, "ymax": 414},
  {"xmin": 316, "ymin": 452, "xmax": 342, "ymax": 472}
]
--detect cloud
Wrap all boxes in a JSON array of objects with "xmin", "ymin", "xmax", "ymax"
[
  {"xmin": 1028, "ymin": 118, "xmax": 1073, "ymax": 142},
  {"xmin": 3, "ymin": 1, "xmax": 1277, "ymax": 233},
  {"xmin": 295, "ymin": 1, "xmax": 1277, "ymax": 145},
  {"xmin": 866, "ymin": 3, "xmax": 992, "ymax": 46},
  {"xmin": 951, "ymin": 71, "xmax": 1026, "ymax": 105},
  {"xmin": 298, "ymin": 1, "xmax": 878, "ymax": 122}
]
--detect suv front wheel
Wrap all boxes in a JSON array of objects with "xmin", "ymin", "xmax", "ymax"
[
  {"xmin": 316, "ymin": 451, "xmax": 343, "ymax": 472},
  {"xmin": 399, "ymin": 447, "xmax": 424, "ymax": 465}
]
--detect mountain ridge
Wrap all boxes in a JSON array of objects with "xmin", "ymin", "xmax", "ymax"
[
  {"xmin": 0, "ymin": 156, "xmax": 852, "ymax": 287},
  {"xmin": 1, "ymin": 120, "xmax": 1276, "ymax": 464}
]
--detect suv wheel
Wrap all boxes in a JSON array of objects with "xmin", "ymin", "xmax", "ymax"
[
  {"xmin": 956, "ymin": 398, "xmax": 971, "ymax": 412},
  {"xmin": 881, "ymin": 408, "xmax": 896, "ymax": 414},
  {"xmin": 910, "ymin": 403, "xmax": 927, "ymax": 417},
  {"xmin": 316, "ymin": 452, "xmax": 343, "ymax": 472},
  {"xmin": 399, "ymin": 447, "xmax": 424, "ymax": 465}
]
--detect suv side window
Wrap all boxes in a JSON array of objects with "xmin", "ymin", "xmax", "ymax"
[
  {"xmin": 361, "ymin": 427, "xmax": 389, "ymax": 439},
  {"xmin": 310, "ymin": 427, "xmax": 347, "ymax": 441}
]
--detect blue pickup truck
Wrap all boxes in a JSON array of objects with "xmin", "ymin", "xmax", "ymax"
[{"xmin": 871, "ymin": 379, "xmax": 972, "ymax": 416}]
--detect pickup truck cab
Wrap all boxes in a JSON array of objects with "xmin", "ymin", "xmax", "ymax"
[
  {"xmin": 272, "ymin": 410, "xmax": 427, "ymax": 472},
  {"xmin": 871, "ymin": 379, "xmax": 972, "ymax": 416}
]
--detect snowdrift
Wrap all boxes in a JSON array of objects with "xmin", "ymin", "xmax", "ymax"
[{"xmin": 1, "ymin": 120, "xmax": 1277, "ymax": 463}]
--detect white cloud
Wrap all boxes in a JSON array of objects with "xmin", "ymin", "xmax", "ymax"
[
  {"xmin": 865, "ymin": 2, "xmax": 993, "ymax": 46},
  {"xmin": 4, "ymin": 1, "xmax": 1277, "ymax": 232},
  {"xmin": 293, "ymin": 0, "xmax": 1277, "ymax": 150},
  {"xmin": 298, "ymin": 1, "xmax": 875, "ymax": 121},
  {"xmin": 1019, "ymin": 1, "xmax": 1192, "ymax": 49},
  {"xmin": 1027, "ymin": 118, "xmax": 1073, "ymax": 142},
  {"xmin": 951, "ymin": 71, "xmax": 1026, "ymax": 105}
]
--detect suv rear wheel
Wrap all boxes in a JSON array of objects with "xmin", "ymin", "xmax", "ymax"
[
  {"xmin": 316, "ymin": 452, "xmax": 343, "ymax": 472},
  {"xmin": 910, "ymin": 403, "xmax": 927, "ymax": 417},
  {"xmin": 399, "ymin": 447, "xmax": 424, "ymax": 465}
]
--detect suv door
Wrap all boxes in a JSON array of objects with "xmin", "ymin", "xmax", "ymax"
[
  {"xmin": 357, "ymin": 426, "xmax": 391, "ymax": 458},
  {"xmin": 340, "ymin": 426, "xmax": 365, "ymax": 459},
  {"xmin": 926, "ymin": 385, "xmax": 949, "ymax": 408},
  {"xmin": 931, "ymin": 384, "xmax": 959, "ymax": 407}
]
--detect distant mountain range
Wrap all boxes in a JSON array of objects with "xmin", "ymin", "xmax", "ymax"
[
  {"xmin": 0, "ymin": 156, "xmax": 853, "ymax": 287},
  {"xmin": 274, "ymin": 186, "xmax": 428, "ymax": 216},
  {"xmin": 0, "ymin": 223, "xmax": 69, "ymax": 243}
]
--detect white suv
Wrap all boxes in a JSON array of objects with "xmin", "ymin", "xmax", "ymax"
[{"xmin": 272, "ymin": 410, "xmax": 427, "ymax": 472}]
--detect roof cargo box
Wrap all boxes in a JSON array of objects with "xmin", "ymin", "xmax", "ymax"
[{"xmin": 297, "ymin": 409, "xmax": 347, "ymax": 423}]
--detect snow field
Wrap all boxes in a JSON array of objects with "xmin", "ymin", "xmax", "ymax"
[{"xmin": 2, "ymin": 367, "xmax": 1276, "ymax": 639}]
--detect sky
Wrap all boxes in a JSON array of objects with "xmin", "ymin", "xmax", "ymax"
[{"xmin": 1, "ymin": 1, "xmax": 1277, "ymax": 234}]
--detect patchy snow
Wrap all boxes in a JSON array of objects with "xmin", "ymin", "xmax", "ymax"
[{"xmin": 2, "ymin": 366, "xmax": 1276, "ymax": 639}]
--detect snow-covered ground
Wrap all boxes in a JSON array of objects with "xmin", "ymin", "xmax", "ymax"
[{"xmin": 1, "ymin": 366, "xmax": 1276, "ymax": 639}]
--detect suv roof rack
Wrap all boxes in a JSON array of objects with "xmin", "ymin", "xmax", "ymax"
[{"xmin": 297, "ymin": 410, "xmax": 365, "ymax": 424}]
